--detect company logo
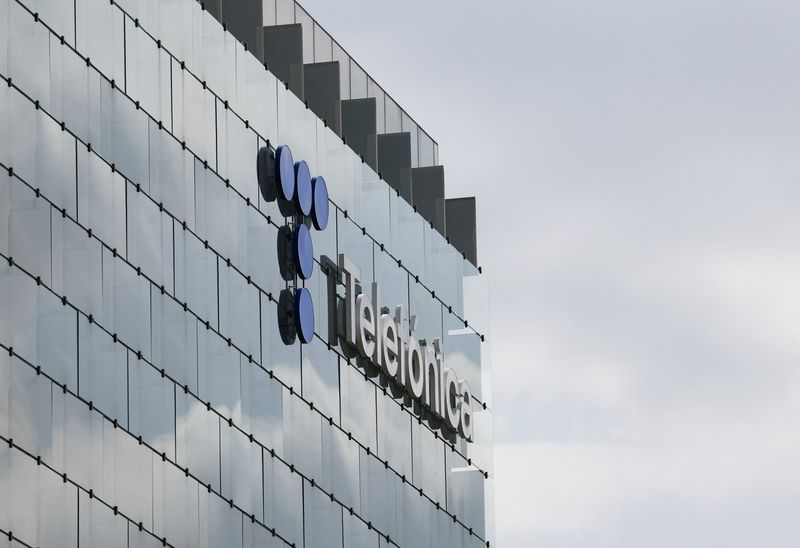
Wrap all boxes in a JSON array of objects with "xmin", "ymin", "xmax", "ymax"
[
  {"xmin": 258, "ymin": 144, "xmax": 473, "ymax": 442},
  {"xmin": 338, "ymin": 258, "xmax": 473, "ymax": 442},
  {"xmin": 257, "ymin": 144, "xmax": 329, "ymax": 345}
]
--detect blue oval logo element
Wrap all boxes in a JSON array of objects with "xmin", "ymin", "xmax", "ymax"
[
  {"xmin": 311, "ymin": 176, "xmax": 329, "ymax": 231},
  {"xmin": 294, "ymin": 287, "xmax": 314, "ymax": 344},
  {"xmin": 293, "ymin": 223, "xmax": 314, "ymax": 280},
  {"xmin": 275, "ymin": 145, "xmax": 295, "ymax": 202},
  {"xmin": 294, "ymin": 160, "xmax": 312, "ymax": 216}
]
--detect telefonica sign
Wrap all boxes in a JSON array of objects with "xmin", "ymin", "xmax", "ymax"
[{"xmin": 258, "ymin": 144, "xmax": 474, "ymax": 442}]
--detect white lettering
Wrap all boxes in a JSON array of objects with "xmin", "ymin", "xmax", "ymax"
[
  {"xmin": 356, "ymin": 293, "xmax": 375, "ymax": 357},
  {"xmin": 338, "ymin": 253, "xmax": 473, "ymax": 441}
]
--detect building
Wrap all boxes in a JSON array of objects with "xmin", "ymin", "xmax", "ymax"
[{"xmin": 0, "ymin": 0, "xmax": 494, "ymax": 546}]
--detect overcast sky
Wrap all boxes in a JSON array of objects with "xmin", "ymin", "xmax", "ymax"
[{"xmin": 300, "ymin": 1, "xmax": 800, "ymax": 545}]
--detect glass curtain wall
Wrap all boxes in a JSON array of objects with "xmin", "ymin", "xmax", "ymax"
[{"xmin": 0, "ymin": 0, "xmax": 494, "ymax": 546}]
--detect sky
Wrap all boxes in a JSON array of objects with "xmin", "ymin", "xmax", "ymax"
[{"xmin": 299, "ymin": 1, "xmax": 800, "ymax": 546}]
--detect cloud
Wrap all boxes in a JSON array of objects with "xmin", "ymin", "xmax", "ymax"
[
  {"xmin": 300, "ymin": 0, "xmax": 800, "ymax": 546},
  {"xmin": 495, "ymin": 383, "xmax": 800, "ymax": 545}
]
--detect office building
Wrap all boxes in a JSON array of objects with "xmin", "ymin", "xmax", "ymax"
[{"xmin": 0, "ymin": 0, "xmax": 493, "ymax": 545}]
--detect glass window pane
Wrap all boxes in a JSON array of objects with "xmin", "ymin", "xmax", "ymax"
[
  {"xmin": 240, "ymin": 350, "xmax": 283, "ymax": 452},
  {"xmin": 340, "ymin": 361, "xmax": 376, "ymax": 452},
  {"xmin": 412, "ymin": 419, "xmax": 445, "ymax": 506},
  {"xmin": 195, "ymin": 156, "xmax": 247, "ymax": 265},
  {"xmin": 176, "ymin": 389, "xmax": 221, "ymax": 492},
  {"xmin": 0, "ymin": 446, "xmax": 78, "ymax": 547},
  {"xmin": 462, "ymin": 261, "xmax": 489, "ymax": 338},
  {"xmin": 7, "ymin": 1, "xmax": 50, "ymax": 104},
  {"xmin": 244, "ymin": 204, "xmax": 284, "ymax": 301},
  {"xmin": 385, "ymin": 97, "xmax": 401, "ymax": 134},
  {"xmin": 107, "ymin": 419, "xmax": 154, "ymax": 529},
  {"xmin": 126, "ymin": 181, "xmax": 174, "ymax": 290},
  {"xmin": 443, "ymin": 310, "xmax": 483, "ymax": 401},
  {"xmin": 35, "ymin": 108, "xmax": 78, "ymax": 216},
  {"xmin": 125, "ymin": 17, "xmax": 172, "ymax": 127},
  {"xmin": 147, "ymin": 120, "xmax": 196, "ymax": 227},
  {"xmin": 194, "ymin": 15, "xmax": 238, "ymax": 108},
  {"xmin": 110, "ymin": 86, "xmax": 150, "ymax": 189},
  {"xmin": 401, "ymin": 113, "xmax": 419, "ymax": 168},
  {"xmin": 198, "ymin": 494, "xmax": 243, "ymax": 548},
  {"xmin": 391, "ymin": 197, "xmax": 424, "ymax": 276},
  {"xmin": 338, "ymin": 215, "xmax": 373, "ymax": 288},
  {"xmin": 313, "ymin": 24, "xmax": 332, "ymax": 63},
  {"xmin": 263, "ymin": 0, "xmax": 277, "ymax": 26},
  {"xmin": 320, "ymin": 423, "xmax": 360, "ymax": 511},
  {"xmin": 101, "ymin": 247, "xmax": 152, "ymax": 361},
  {"xmin": 174, "ymin": 223, "xmax": 219, "ymax": 329},
  {"xmin": 77, "ymin": 147, "xmax": 127, "ymax": 255},
  {"xmin": 243, "ymin": 518, "xmax": 286, "ymax": 548},
  {"xmin": 424, "ymin": 226, "xmax": 462, "ymax": 317},
  {"xmin": 367, "ymin": 79, "xmax": 384, "ymax": 134},
  {"xmin": 260, "ymin": 293, "xmax": 301, "ymax": 394},
  {"xmin": 78, "ymin": 315, "xmax": 128, "ymax": 427},
  {"xmin": 8, "ymin": 355, "xmax": 54, "ymax": 461},
  {"xmin": 301, "ymin": 336, "xmax": 339, "ymax": 421},
  {"xmin": 218, "ymin": 263, "xmax": 260, "ymax": 362},
  {"xmin": 197, "ymin": 327, "xmax": 241, "ymax": 420},
  {"xmin": 282, "ymin": 392, "xmax": 322, "ymax": 480},
  {"xmin": 0, "ymin": 265, "xmax": 76, "ymax": 388},
  {"xmin": 446, "ymin": 450, "xmax": 486, "ymax": 539},
  {"xmin": 172, "ymin": 63, "xmax": 217, "ymax": 169},
  {"xmin": 317, "ymin": 125, "xmax": 358, "ymax": 215},
  {"xmin": 129, "ymin": 351, "xmax": 176, "ymax": 460},
  {"xmin": 333, "ymin": 44, "xmax": 350, "ymax": 100},
  {"xmin": 79, "ymin": 488, "xmax": 128, "ymax": 546},
  {"xmin": 418, "ymin": 130, "xmax": 435, "ymax": 168},
  {"xmin": 235, "ymin": 49, "xmax": 279, "ymax": 147},
  {"xmin": 350, "ymin": 62, "xmax": 367, "ymax": 100},
  {"xmin": 295, "ymin": 6, "xmax": 314, "ymax": 64},
  {"xmin": 409, "ymin": 280, "xmax": 442, "ymax": 349},
  {"xmin": 217, "ymin": 106, "xmax": 260, "ymax": 207},
  {"xmin": 275, "ymin": 0, "xmax": 295, "ymax": 25},
  {"xmin": 151, "ymin": 289, "xmax": 199, "ymax": 393},
  {"xmin": 153, "ymin": 456, "xmax": 200, "ymax": 546},
  {"xmin": 376, "ymin": 390, "xmax": 412, "ymax": 479},
  {"xmin": 353, "ymin": 163, "xmax": 390, "ymax": 249},
  {"xmin": 129, "ymin": 521, "xmax": 166, "ymax": 548},
  {"xmin": 221, "ymin": 424, "xmax": 263, "ymax": 521},
  {"xmin": 303, "ymin": 480, "xmax": 342, "ymax": 548},
  {"xmin": 26, "ymin": 0, "xmax": 76, "ymax": 45},
  {"xmin": 76, "ymin": 0, "xmax": 125, "ymax": 84},
  {"xmin": 5, "ymin": 176, "xmax": 52, "ymax": 285},
  {"xmin": 263, "ymin": 448, "xmax": 303, "ymax": 545},
  {"xmin": 343, "ymin": 509, "xmax": 380, "ymax": 548},
  {"xmin": 276, "ymin": 83, "xmax": 318, "ymax": 174},
  {"xmin": 0, "ymin": 87, "xmax": 34, "ymax": 192},
  {"xmin": 359, "ymin": 449, "xmax": 398, "ymax": 539}
]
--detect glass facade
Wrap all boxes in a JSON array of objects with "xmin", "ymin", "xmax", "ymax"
[{"xmin": 0, "ymin": 0, "xmax": 493, "ymax": 546}]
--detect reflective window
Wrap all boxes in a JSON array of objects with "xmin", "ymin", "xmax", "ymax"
[{"xmin": 0, "ymin": 0, "xmax": 494, "ymax": 543}]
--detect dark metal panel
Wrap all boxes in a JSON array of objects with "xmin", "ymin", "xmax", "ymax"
[
  {"xmin": 341, "ymin": 98, "xmax": 377, "ymax": 169},
  {"xmin": 377, "ymin": 132, "xmax": 412, "ymax": 202},
  {"xmin": 220, "ymin": 0, "xmax": 263, "ymax": 60},
  {"xmin": 264, "ymin": 23, "xmax": 305, "ymax": 98},
  {"xmin": 303, "ymin": 61, "xmax": 341, "ymax": 135},
  {"xmin": 445, "ymin": 197, "xmax": 478, "ymax": 265},
  {"xmin": 411, "ymin": 166, "xmax": 446, "ymax": 235}
]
